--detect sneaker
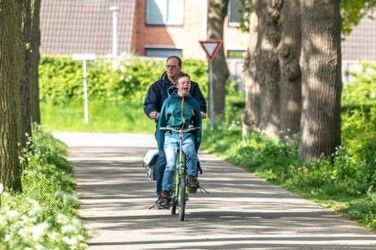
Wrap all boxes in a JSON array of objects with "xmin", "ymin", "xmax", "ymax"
[
  {"xmin": 188, "ymin": 176, "xmax": 199, "ymax": 192},
  {"xmin": 160, "ymin": 191, "xmax": 170, "ymax": 208}
]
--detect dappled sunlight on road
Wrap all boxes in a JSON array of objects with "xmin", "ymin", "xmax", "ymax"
[{"xmin": 55, "ymin": 133, "xmax": 376, "ymax": 250}]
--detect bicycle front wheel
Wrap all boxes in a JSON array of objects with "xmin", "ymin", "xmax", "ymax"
[{"xmin": 178, "ymin": 176, "xmax": 186, "ymax": 221}]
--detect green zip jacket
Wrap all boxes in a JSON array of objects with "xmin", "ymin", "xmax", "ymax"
[{"xmin": 156, "ymin": 94, "xmax": 202, "ymax": 151}]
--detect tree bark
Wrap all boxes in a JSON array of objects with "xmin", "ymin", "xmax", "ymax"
[
  {"xmin": 242, "ymin": 10, "xmax": 260, "ymax": 135},
  {"xmin": 0, "ymin": 0, "xmax": 23, "ymax": 191},
  {"xmin": 207, "ymin": 0, "xmax": 230, "ymax": 122},
  {"xmin": 254, "ymin": 0, "xmax": 282, "ymax": 139},
  {"xmin": 20, "ymin": 0, "xmax": 33, "ymax": 146},
  {"xmin": 299, "ymin": 0, "xmax": 342, "ymax": 161},
  {"xmin": 277, "ymin": 0, "xmax": 302, "ymax": 142},
  {"xmin": 30, "ymin": 0, "xmax": 41, "ymax": 124}
]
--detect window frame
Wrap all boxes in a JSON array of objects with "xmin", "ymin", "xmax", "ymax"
[
  {"xmin": 146, "ymin": 0, "xmax": 184, "ymax": 26},
  {"xmin": 228, "ymin": 0, "xmax": 244, "ymax": 27},
  {"xmin": 144, "ymin": 47, "xmax": 183, "ymax": 58},
  {"xmin": 227, "ymin": 49, "xmax": 246, "ymax": 59}
]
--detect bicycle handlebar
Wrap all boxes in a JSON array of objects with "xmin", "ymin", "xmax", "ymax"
[{"xmin": 160, "ymin": 126, "xmax": 200, "ymax": 133}]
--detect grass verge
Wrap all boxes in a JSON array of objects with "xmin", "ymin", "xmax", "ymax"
[
  {"xmin": 201, "ymin": 118, "xmax": 376, "ymax": 232},
  {"xmin": 0, "ymin": 125, "xmax": 87, "ymax": 249}
]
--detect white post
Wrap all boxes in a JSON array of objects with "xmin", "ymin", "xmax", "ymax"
[
  {"xmin": 82, "ymin": 60, "xmax": 89, "ymax": 124},
  {"xmin": 72, "ymin": 53, "xmax": 96, "ymax": 124},
  {"xmin": 209, "ymin": 61, "xmax": 214, "ymax": 129},
  {"xmin": 110, "ymin": 5, "xmax": 120, "ymax": 58}
]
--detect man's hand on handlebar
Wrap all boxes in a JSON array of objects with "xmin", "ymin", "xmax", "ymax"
[{"xmin": 149, "ymin": 111, "xmax": 159, "ymax": 119}]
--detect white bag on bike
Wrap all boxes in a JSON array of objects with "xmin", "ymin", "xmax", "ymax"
[{"xmin": 142, "ymin": 149, "xmax": 158, "ymax": 181}]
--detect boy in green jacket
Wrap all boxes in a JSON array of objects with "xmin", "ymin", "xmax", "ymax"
[{"xmin": 156, "ymin": 72, "xmax": 202, "ymax": 208}]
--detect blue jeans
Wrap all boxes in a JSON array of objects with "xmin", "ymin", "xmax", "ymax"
[
  {"xmin": 162, "ymin": 133, "xmax": 198, "ymax": 192},
  {"xmin": 155, "ymin": 149, "xmax": 166, "ymax": 197}
]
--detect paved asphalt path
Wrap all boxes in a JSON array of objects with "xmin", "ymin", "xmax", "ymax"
[{"xmin": 53, "ymin": 132, "xmax": 376, "ymax": 250}]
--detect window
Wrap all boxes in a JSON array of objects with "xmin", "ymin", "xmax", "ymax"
[
  {"xmin": 228, "ymin": 0, "xmax": 244, "ymax": 26},
  {"xmin": 146, "ymin": 0, "xmax": 184, "ymax": 25},
  {"xmin": 145, "ymin": 48, "xmax": 182, "ymax": 58},
  {"xmin": 227, "ymin": 50, "xmax": 246, "ymax": 59}
]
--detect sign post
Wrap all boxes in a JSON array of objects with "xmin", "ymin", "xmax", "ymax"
[
  {"xmin": 72, "ymin": 53, "xmax": 96, "ymax": 124},
  {"xmin": 199, "ymin": 40, "xmax": 222, "ymax": 129}
]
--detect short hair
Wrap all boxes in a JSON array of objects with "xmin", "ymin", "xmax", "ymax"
[
  {"xmin": 166, "ymin": 56, "xmax": 182, "ymax": 68},
  {"xmin": 176, "ymin": 72, "xmax": 191, "ymax": 82}
]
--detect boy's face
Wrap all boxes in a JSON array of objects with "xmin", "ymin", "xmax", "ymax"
[
  {"xmin": 177, "ymin": 76, "xmax": 191, "ymax": 96},
  {"xmin": 165, "ymin": 58, "xmax": 181, "ymax": 82}
]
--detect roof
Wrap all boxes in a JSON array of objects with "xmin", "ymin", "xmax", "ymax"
[
  {"xmin": 40, "ymin": 0, "xmax": 136, "ymax": 56},
  {"xmin": 342, "ymin": 13, "xmax": 376, "ymax": 61}
]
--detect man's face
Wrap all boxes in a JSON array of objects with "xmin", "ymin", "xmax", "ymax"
[
  {"xmin": 177, "ymin": 76, "xmax": 191, "ymax": 96},
  {"xmin": 165, "ymin": 58, "xmax": 181, "ymax": 82}
]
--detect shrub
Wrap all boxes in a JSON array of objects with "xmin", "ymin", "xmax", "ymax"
[{"xmin": 0, "ymin": 125, "xmax": 87, "ymax": 249}]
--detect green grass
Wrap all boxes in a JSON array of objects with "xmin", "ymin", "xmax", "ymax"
[
  {"xmin": 200, "ymin": 110, "xmax": 376, "ymax": 232},
  {"xmin": 0, "ymin": 125, "xmax": 87, "ymax": 249},
  {"xmin": 41, "ymin": 100, "xmax": 155, "ymax": 133}
]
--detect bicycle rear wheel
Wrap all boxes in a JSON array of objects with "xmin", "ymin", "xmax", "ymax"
[
  {"xmin": 171, "ymin": 198, "xmax": 177, "ymax": 215},
  {"xmin": 178, "ymin": 176, "xmax": 186, "ymax": 221}
]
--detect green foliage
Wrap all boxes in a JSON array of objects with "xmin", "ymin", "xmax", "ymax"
[
  {"xmin": 238, "ymin": 0, "xmax": 376, "ymax": 36},
  {"xmin": 39, "ymin": 56, "xmax": 207, "ymax": 132},
  {"xmin": 201, "ymin": 66, "xmax": 376, "ymax": 230},
  {"xmin": 342, "ymin": 63, "xmax": 376, "ymax": 105},
  {"xmin": 341, "ymin": 0, "xmax": 376, "ymax": 36},
  {"xmin": 39, "ymin": 55, "xmax": 207, "ymax": 105},
  {"xmin": 0, "ymin": 125, "xmax": 87, "ymax": 249}
]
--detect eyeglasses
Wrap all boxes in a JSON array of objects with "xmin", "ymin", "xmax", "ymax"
[{"xmin": 166, "ymin": 65, "xmax": 179, "ymax": 69}]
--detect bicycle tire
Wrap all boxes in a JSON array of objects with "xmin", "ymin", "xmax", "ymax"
[
  {"xmin": 178, "ymin": 176, "xmax": 186, "ymax": 221},
  {"xmin": 171, "ymin": 199, "xmax": 177, "ymax": 215}
]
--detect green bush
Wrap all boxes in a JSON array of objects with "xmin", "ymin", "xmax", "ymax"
[
  {"xmin": 0, "ymin": 125, "xmax": 87, "ymax": 249},
  {"xmin": 39, "ymin": 55, "xmax": 208, "ymax": 105},
  {"xmin": 342, "ymin": 63, "xmax": 376, "ymax": 106},
  {"xmin": 39, "ymin": 55, "xmax": 208, "ymax": 132}
]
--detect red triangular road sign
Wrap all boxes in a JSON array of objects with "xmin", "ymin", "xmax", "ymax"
[{"xmin": 199, "ymin": 40, "xmax": 222, "ymax": 61}]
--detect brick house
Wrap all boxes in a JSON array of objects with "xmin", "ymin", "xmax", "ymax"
[
  {"xmin": 40, "ymin": 0, "xmax": 248, "ymax": 60},
  {"xmin": 39, "ymin": 1, "xmax": 375, "ymax": 83},
  {"xmin": 341, "ymin": 13, "xmax": 376, "ymax": 82}
]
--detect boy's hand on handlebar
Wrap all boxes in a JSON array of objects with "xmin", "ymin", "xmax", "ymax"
[{"xmin": 201, "ymin": 112, "xmax": 206, "ymax": 119}]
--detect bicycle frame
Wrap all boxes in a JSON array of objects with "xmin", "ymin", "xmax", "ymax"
[{"xmin": 160, "ymin": 126, "xmax": 200, "ymax": 221}]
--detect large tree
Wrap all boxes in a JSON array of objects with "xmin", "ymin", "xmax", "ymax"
[
  {"xmin": 30, "ymin": 0, "xmax": 41, "ymax": 124},
  {"xmin": 243, "ymin": 0, "xmax": 282, "ymax": 139},
  {"xmin": 0, "ymin": 0, "xmax": 23, "ymax": 191},
  {"xmin": 277, "ymin": 0, "xmax": 302, "ymax": 141},
  {"xmin": 207, "ymin": 0, "xmax": 230, "ymax": 122},
  {"xmin": 242, "ymin": 9, "xmax": 260, "ymax": 135},
  {"xmin": 20, "ymin": 0, "xmax": 33, "ymax": 147},
  {"xmin": 299, "ymin": 0, "xmax": 342, "ymax": 161}
]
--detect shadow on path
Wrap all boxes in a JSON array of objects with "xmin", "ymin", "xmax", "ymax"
[{"xmin": 54, "ymin": 133, "xmax": 376, "ymax": 250}]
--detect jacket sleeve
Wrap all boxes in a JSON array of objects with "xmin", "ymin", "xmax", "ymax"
[
  {"xmin": 156, "ymin": 99, "xmax": 168, "ymax": 150},
  {"xmin": 192, "ymin": 100, "xmax": 202, "ymax": 151},
  {"xmin": 190, "ymin": 82, "xmax": 207, "ymax": 113},
  {"xmin": 143, "ymin": 84, "xmax": 160, "ymax": 117}
]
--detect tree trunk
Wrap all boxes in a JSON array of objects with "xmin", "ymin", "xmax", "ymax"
[
  {"xmin": 277, "ymin": 0, "xmax": 302, "ymax": 142},
  {"xmin": 242, "ymin": 10, "xmax": 260, "ymax": 135},
  {"xmin": 20, "ymin": 0, "xmax": 33, "ymax": 146},
  {"xmin": 299, "ymin": 0, "xmax": 342, "ymax": 161},
  {"xmin": 30, "ymin": 0, "xmax": 41, "ymax": 124},
  {"xmin": 254, "ymin": 0, "xmax": 282, "ymax": 139},
  {"xmin": 207, "ymin": 0, "xmax": 230, "ymax": 122},
  {"xmin": 0, "ymin": 0, "xmax": 23, "ymax": 191}
]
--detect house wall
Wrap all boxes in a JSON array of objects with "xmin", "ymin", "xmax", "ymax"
[{"xmin": 133, "ymin": 0, "xmax": 249, "ymax": 60}]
